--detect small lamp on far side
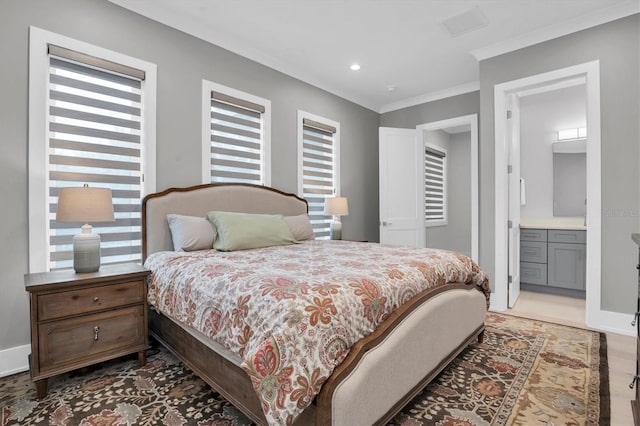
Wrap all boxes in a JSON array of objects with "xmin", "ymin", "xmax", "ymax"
[
  {"xmin": 56, "ymin": 184, "xmax": 114, "ymax": 273},
  {"xmin": 324, "ymin": 197, "xmax": 349, "ymax": 240}
]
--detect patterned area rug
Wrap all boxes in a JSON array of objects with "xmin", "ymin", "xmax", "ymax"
[{"xmin": 0, "ymin": 313, "xmax": 609, "ymax": 425}]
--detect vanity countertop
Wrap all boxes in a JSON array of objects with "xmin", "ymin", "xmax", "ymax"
[{"xmin": 520, "ymin": 217, "xmax": 587, "ymax": 230}]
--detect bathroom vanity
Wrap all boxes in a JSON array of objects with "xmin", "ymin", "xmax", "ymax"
[{"xmin": 520, "ymin": 218, "xmax": 586, "ymax": 297}]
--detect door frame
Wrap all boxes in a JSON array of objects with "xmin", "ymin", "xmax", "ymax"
[
  {"xmin": 493, "ymin": 61, "xmax": 611, "ymax": 331},
  {"xmin": 417, "ymin": 114, "xmax": 479, "ymax": 262}
]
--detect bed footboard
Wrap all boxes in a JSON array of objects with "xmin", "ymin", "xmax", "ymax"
[{"xmin": 317, "ymin": 286, "xmax": 487, "ymax": 425}]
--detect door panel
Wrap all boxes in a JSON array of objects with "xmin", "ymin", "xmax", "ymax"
[{"xmin": 379, "ymin": 127, "xmax": 424, "ymax": 248}]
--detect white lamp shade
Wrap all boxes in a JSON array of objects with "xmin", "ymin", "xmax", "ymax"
[
  {"xmin": 324, "ymin": 197, "xmax": 349, "ymax": 216},
  {"xmin": 56, "ymin": 186, "xmax": 115, "ymax": 223}
]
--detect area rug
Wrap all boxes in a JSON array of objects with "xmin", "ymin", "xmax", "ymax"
[{"xmin": 0, "ymin": 313, "xmax": 609, "ymax": 425}]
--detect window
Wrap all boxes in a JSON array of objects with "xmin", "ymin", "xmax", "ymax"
[
  {"xmin": 424, "ymin": 144, "xmax": 447, "ymax": 227},
  {"xmin": 202, "ymin": 81, "xmax": 271, "ymax": 185},
  {"xmin": 297, "ymin": 111, "xmax": 340, "ymax": 239},
  {"xmin": 29, "ymin": 27, "xmax": 156, "ymax": 272}
]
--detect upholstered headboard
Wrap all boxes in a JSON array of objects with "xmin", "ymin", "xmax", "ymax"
[{"xmin": 142, "ymin": 183, "xmax": 308, "ymax": 260}]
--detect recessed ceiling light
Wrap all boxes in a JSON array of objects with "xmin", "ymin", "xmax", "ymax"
[
  {"xmin": 350, "ymin": 64, "xmax": 361, "ymax": 71},
  {"xmin": 387, "ymin": 85, "xmax": 397, "ymax": 92}
]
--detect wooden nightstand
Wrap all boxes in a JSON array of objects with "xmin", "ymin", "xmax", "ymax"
[{"xmin": 24, "ymin": 263, "xmax": 150, "ymax": 398}]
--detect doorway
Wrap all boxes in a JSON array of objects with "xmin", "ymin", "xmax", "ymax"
[
  {"xmin": 379, "ymin": 114, "xmax": 478, "ymax": 263},
  {"xmin": 417, "ymin": 115, "xmax": 478, "ymax": 262},
  {"xmin": 493, "ymin": 61, "xmax": 601, "ymax": 329}
]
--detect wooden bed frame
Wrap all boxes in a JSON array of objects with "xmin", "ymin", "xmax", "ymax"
[{"xmin": 142, "ymin": 183, "xmax": 487, "ymax": 425}]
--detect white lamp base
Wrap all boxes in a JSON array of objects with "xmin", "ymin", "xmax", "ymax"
[
  {"xmin": 330, "ymin": 217, "xmax": 342, "ymax": 240},
  {"xmin": 73, "ymin": 224, "xmax": 101, "ymax": 273}
]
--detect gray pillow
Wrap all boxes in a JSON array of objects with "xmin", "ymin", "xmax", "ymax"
[
  {"xmin": 284, "ymin": 214, "xmax": 315, "ymax": 241},
  {"xmin": 166, "ymin": 214, "xmax": 216, "ymax": 251}
]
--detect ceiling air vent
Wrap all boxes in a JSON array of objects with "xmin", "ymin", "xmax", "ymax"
[{"xmin": 441, "ymin": 7, "xmax": 488, "ymax": 38}]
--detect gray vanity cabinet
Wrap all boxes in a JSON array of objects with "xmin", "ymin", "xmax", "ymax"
[
  {"xmin": 547, "ymin": 229, "xmax": 586, "ymax": 290},
  {"xmin": 520, "ymin": 229, "xmax": 548, "ymax": 286},
  {"xmin": 547, "ymin": 242, "xmax": 586, "ymax": 290},
  {"xmin": 520, "ymin": 228, "xmax": 586, "ymax": 293}
]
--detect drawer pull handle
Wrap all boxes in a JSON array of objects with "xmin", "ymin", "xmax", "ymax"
[
  {"xmin": 93, "ymin": 296, "xmax": 99, "ymax": 303},
  {"xmin": 637, "ymin": 264, "xmax": 640, "ymax": 270},
  {"xmin": 633, "ymin": 312, "xmax": 640, "ymax": 327},
  {"xmin": 93, "ymin": 326, "xmax": 100, "ymax": 341},
  {"xmin": 630, "ymin": 375, "xmax": 640, "ymax": 389}
]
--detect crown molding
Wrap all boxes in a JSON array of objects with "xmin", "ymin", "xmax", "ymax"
[
  {"xmin": 379, "ymin": 81, "xmax": 480, "ymax": 114},
  {"xmin": 471, "ymin": 0, "xmax": 639, "ymax": 61},
  {"xmin": 108, "ymin": 0, "xmax": 380, "ymax": 113}
]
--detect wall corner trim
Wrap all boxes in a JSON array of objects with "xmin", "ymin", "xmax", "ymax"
[
  {"xmin": 471, "ymin": 0, "xmax": 639, "ymax": 61},
  {"xmin": 0, "ymin": 344, "xmax": 30, "ymax": 378}
]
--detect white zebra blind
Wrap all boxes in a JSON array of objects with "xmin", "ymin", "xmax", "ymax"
[
  {"xmin": 208, "ymin": 91, "xmax": 266, "ymax": 184},
  {"xmin": 301, "ymin": 118, "xmax": 337, "ymax": 239},
  {"xmin": 47, "ymin": 45, "xmax": 145, "ymax": 270},
  {"xmin": 424, "ymin": 146, "xmax": 447, "ymax": 223}
]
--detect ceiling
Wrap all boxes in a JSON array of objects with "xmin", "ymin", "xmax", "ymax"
[{"xmin": 108, "ymin": 0, "xmax": 638, "ymax": 113}]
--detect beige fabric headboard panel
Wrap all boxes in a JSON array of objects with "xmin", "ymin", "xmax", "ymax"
[{"xmin": 142, "ymin": 184, "xmax": 308, "ymax": 259}]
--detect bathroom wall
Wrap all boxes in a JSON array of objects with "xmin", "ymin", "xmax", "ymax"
[{"xmin": 519, "ymin": 84, "xmax": 586, "ymax": 218}]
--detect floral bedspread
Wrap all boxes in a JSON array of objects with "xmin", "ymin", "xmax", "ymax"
[{"xmin": 145, "ymin": 240, "xmax": 490, "ymax": 425}]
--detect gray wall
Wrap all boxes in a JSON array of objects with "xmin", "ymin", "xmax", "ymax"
[
  {"xmin": 423, "ymin": 130, "xmax": 472, "ymax": 256},
  {"xmin": 479, "ymin": 14, "xmax": 639, "ymax": 313},
  {"xmin": 448, "ymin": 132, "xmax": 472, "ymax": 256},
  {"xmin": 0, "ymin": 0, "xmax": 380, "ymax": 352},
  {"xmin": 519, "ymin": 85, "xmax": 586, "ymax": 218},
  {"xmin": 380, "ymin": 91, "xmax": 480, "ymax": 128}
]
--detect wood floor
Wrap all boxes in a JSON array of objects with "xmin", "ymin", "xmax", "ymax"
[{"xmin": 508, "ymin": 290, "xmax": 635, "ymax": 426}]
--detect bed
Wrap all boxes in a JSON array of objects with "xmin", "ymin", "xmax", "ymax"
[{"xmin": 142, "ymin": 183, "xmax": 489, "ymax": 425}]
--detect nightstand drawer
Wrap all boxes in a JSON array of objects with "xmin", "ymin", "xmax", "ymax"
[
  {"xmin": 38, "ymin": 280, "xmax": 144, "ymax": 321},
  {"xmin": 38, "ymin": 305, "xmax": 145, "ymax": 373}
]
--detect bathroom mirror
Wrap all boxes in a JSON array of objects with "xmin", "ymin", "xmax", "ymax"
[{"xmin": 552, "ymin": 152, "xmax": 586, "ymax": 217}]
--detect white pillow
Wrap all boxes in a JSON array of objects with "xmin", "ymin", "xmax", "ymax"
[
  {"xmin": 167, "ymin": 214, "xmax": 216, "ymax": 251},
  {"xmin": 283, "ymin": 214, "xmax": 315, "ymax": 241}
]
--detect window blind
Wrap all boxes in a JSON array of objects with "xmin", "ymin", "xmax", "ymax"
[
  {"xmin": 301, "ymin": 118, "xmax": 337, "ymax": 239},
  {"xmin": 425, "ymin": 147, "xmax": 446, "ymax": 222},
  {"xmin": 208, "ymin": 91, "xmax": 265, "ymax": 184},
  {"xmin": 48, "ymin": 47, "xmax": 144, "ymax": 270}
]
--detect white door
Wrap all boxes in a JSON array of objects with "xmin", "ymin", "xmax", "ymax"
[
  {"xmin": 507, "ymin": 95, "xmax": 521, "ymax": 307},
  {"xmin": 379, "ymin": 127, "xmax": 425, "ymax": 247}
]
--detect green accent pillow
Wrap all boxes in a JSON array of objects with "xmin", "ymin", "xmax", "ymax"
[{"xmin": 206, "ymin": 211, "xmax": 298, "ymax": 251}]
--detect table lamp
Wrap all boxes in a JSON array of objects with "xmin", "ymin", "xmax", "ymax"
[
  {"xmin": 56, "ymin": 184, "xmax": 115, "ymax": 273},
  {"xmin": 324, "ymin": 197, "xmax": 349, "ymax": 240}
]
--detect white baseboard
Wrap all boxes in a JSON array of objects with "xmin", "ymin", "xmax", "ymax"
[
  {"xmin": 0, "ymin": 344, "xmax": 30, "ymax": 378},
  {"xmin": 587, "ymin": 309, "xmax": 635, "ymax": 337}
]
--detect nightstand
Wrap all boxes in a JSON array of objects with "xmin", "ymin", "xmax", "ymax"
[{"xmin": 24, "ymin": 263, "xmax": 150, "ymax": 398}]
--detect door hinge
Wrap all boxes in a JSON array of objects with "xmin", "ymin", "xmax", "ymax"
[
  {"xmin": 507, "ymin": 110, "xmax": 512, "ymax": 119},
  {"xmin": 508, "ymin": 275, "xmax": 513, "ymax": 284},
  {"xmin": 508, "ymin": 165, "xmax": 513, "ymax": 174},
  {"xmin": 508, "ymin": 220, "xmax": 513, "ymax": 229}
]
